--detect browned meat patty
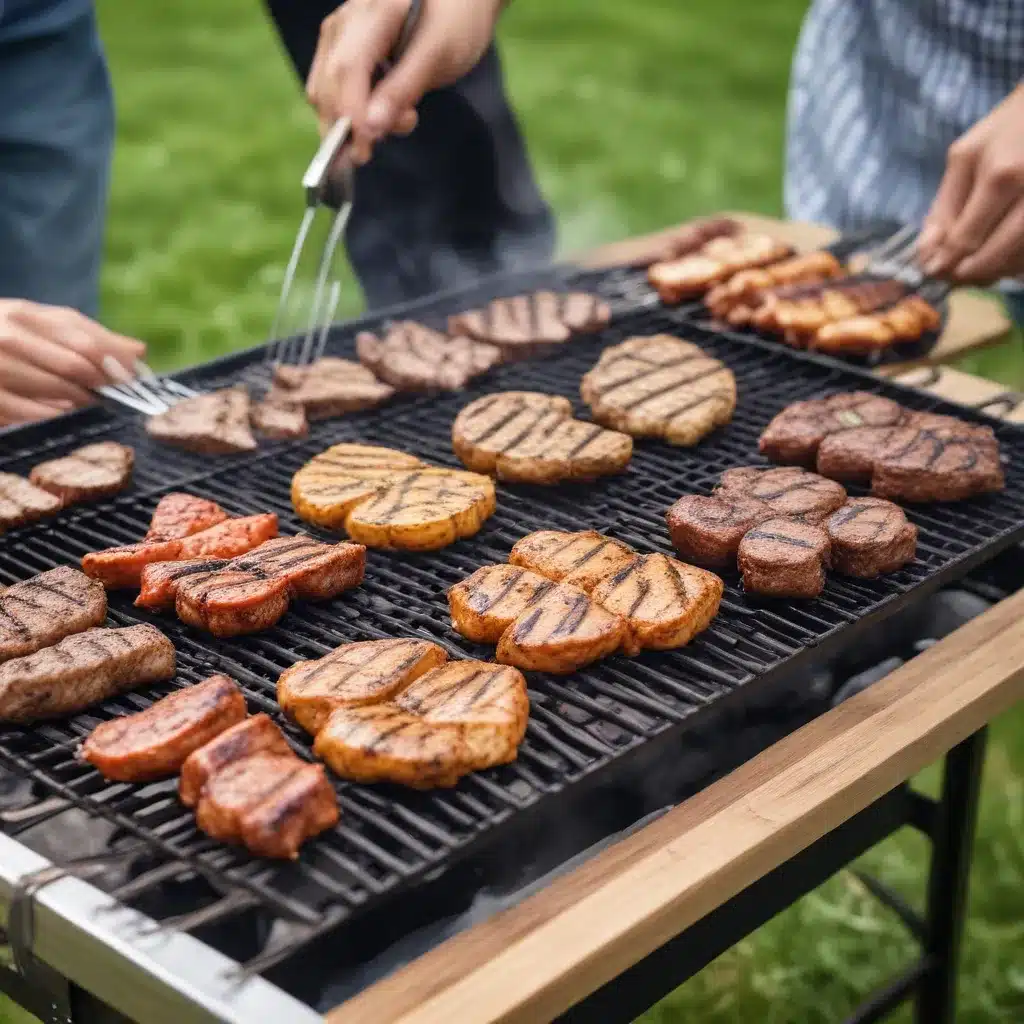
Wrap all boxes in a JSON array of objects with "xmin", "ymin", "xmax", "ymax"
[
  {"xmin": 29, "ymin": 442, "xmax": 134, "ymax": 505},
  {"xmin": 0, "ymin": 473, "xmax": 62, "ymax": 533},
  {"xmin": 737, "ymin": 518, "xmax": 831, "ymax": 598},
  {"xmin": 0, "ymin": 624, "xmax": 175, "ymax": 723},
  {"xmin": 145, "ymin": 493, "xmax": 228, "ymax": 542},
  {"xmin": 815, "ymin": 424, "xmax": 912, "ymax": 483},
  {"xmin": 825, "ymin": 499, "xmax": 917, "ymax": 577},
  {"xmin": 356, "ymin": 321, "xmax": 501, "ymax": 391},
  {"xmin": 664, "ymin": 493, "xmax": 772, "ymax": 567},
  {"xmin": 81, "ymin": 675, "xmax": 247, "ymax": 781},
  {"xmin": 507, "ymin": 530, "xmax": 637, "ymax": 592},
  {"xmin": 250, "ymin": 397, "xmax": 308, "ymax": 440},
  {"xmin": 269, "ymin": 358, "xmax": 394, "ymax": 420},
  {"xmin": 448, "ymin": 564, "xmax": 555, "ymax": 644},
  {"xmin": 0, "ymin": 567, "xmax": 107, "ymax": 664},
  {"xmin": 716, "ymin": 466, "xmax": 847, "ymax": 522},
  {"xmin": 147, "ymin": 386, "xmax": 257, "ymax": 455}
]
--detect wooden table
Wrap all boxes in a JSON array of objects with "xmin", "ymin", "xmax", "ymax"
[{"xmin": 326, "ymin": 217, "xmax": 1024, "ymax": 1024}]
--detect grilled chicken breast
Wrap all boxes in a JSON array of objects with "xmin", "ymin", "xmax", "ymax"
[
  {"xmin": 508, "ymin": 530, "xmax": 637, "ymax": 593},
  {"xmin": 825, "ymin": 498, "xmax": 917, "ymax": 578},
  {"xmin": 0, "ymin": 473, "xmax": 62, "ymax": 533},
  {"xmin": 278, "ymin": 638, "xmax": 448, "ymax": 735},
  {"xmin": 580, "ymin": 336, "xmax": 736, "ymax": 447},
  {"xmin": 448, "ymin": 564, "xmax": 555, "ymax": 644},
  {"xmin": 145, "ymin": 493, "xmax": 229, "ymax": 542},
  {"xmin": 665, "ymin": 493, "xmax": 773, "ymax": 568},
  {"xmin": 452, "ymin": 392, "xmax": 633, "ymax": 484},
  {"xmin": 811, "ymin": 295, "xmax": 941, "ymax": 354},
  {"xmin": 716, "ymin": 466, "xmax": 847, "ymax": 523},
  {"xmin": 0, "ymin": 567, "xmax": 107, "ymax": 664},
  {"xmin": 81, "ymin": 674, "xmax": 247, "ymax": 781},
  {"xmin": 737, "ymin": 518, "xmax": 832, "ymax": 599},
  {"xmin": 269, "ymin": 357, "xmax": 394, "ymax": 420},
  {"xmin": 250, "ymin": 397, "xmax": 309, "ymax": 440},
  {"xmin": 146, "ymin": 386, "xmax": 257, "ymax": 455},
  {"xmin": 0, "ymin": 624, "xmax": 175, "ymax": 723},
  {"xmin": 29, "ymin": 442, "xmax": 134, "ymax": 505},
  {"xmin": 705, "ymin": 251, "xmax": 843, "ymax": 319}
]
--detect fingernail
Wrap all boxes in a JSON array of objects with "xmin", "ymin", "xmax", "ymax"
[
  {"xmin": 102, "ymin": 355, "xmax": 132, "ymax": 383},
  {"xmin": 365, "ymin": 96, "xmax": 393, "ymax": 135}
]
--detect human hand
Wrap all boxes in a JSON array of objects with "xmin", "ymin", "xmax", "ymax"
[
  {"xmin": 307, "ymin": 0, "xmax": 504, "ymax": 164},
  {"xmin": 0, "ymin": 300, "xmax": 146, "ymax": 428},
  {"xmin": 919, "ymin": 85, "xmax": 1024, "ymax": 284}
]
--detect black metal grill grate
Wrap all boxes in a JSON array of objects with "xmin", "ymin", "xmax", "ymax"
[{"xmin": 1, "ymin": 263, "xmax": 1023, "ymax": 976}]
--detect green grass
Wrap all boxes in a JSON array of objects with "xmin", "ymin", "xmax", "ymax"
[{"xmin": 2, "ymin": 1, "xmax": 1022, "ymax": 1021}]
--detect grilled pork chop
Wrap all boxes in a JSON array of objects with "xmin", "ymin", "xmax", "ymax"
[
  {"xmin": 716, "ymin": 466, "xmax": 847, "ymax": 523},
  {"xmin": 508, "ymin": 530, "xmax": 637, "ymax": 593},
  {"xmin": 580, "ymin": 336, "xmax": 736, "ymax": 446},
  {"xmin": 250, "ymin": 397, "xmax": 309, "ymax": 440},
  {"xmin": 0, "ymin": 473, "xmax": 62, "ymax": 533},
  {"xmin": 278, "ymin": 638, "xmax": 448, "ymax": 735},
  {"xmin": 452, "ymin": 392, "xmax": 633, "ymax": 484},
  {"xmin": 81, "ymin": 675, "xmax": 247, "ymax": 781},
  {"xmin": 146, "ymin": 386, "xmax": 257, "ymax": 455},
  {"xmin": 29, "ymin": 442, "xmax": 134, "ymax": 505},
  {"xmin": 314, "ymin": 661, "xmax": 529, "ymax": 788},
  {"xmin": 269, "ymin": 357, "xmax": 394, "ymax": 420},
  {"xmin": 665, "ymin": 493, "xmax": 772, "ymax": 567},
  {"xmin": 0, "ymin": 624, "xmax": 175, "ymax": 723},
  {"xmin": 737, "ymin": 518, "xmax": 831, "ymax": 599},
  {"xmin": 0, "ymin": 567, "xmax": 107, "ymax": 664},
  {"xmin": 448, "ymin": 565, "xmax": 555, "ymax": 644},
  {"xmin": 145, "ymin": 493, "xmax": 229, "ymax": 541},
  {"xmin": 356, "ymin": 321, "xmax": 501, "ymax": 391},
  {"xmin": 825, "ymin": 498, "xmax": 917, "ymax": 577}
]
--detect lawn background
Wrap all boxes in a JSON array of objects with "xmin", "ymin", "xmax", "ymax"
[{"xmin": 3, "ymin": 0, "xmax": 1023, "ymax": 1020}]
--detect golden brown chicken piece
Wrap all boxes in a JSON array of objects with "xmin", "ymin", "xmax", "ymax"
[
  {"xmin": 705, "ymin": 251, "xmax": 843, "ymax": 320},
  {"xmin": 810, "ymin": 295, "xmax": 941, "ymax": 354},
  {"xmin": 508, "ymin": 530, "xmax": 637, "ymax": 592},
  {"xmin": 448, "ymin": 564, "xmax": 555, "ymax": 644}
]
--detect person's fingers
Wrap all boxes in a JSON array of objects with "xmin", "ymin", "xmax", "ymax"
[
  {"xmin": 951, "ymin": 198, "xmax": 1024, "ymax": 284},
  {"xmin": 0, "ymin": 327, "xmax": 96, "ymax": 405},
  {"xmin": 920, "ymin": 137, "xmax": 980, "ymax": 269},
  {"xmin": 307, "ymin": 8, "xmax": 343, "ymax": 111},
  {"xmin": 392, "ymin": 107, "xmax": 418, "ymax": 136},
  {"xmin": 364, "ymin": 32, "xmax": 448, "ymax": 141},
  {"xmin": 0, "ymin": 390, "xmax": 71, "ymax": 428}
]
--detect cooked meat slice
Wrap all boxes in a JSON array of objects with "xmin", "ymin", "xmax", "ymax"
[
  {"xmin": 269, "ymin": 357, "xmax": 394, "ymax": 420},
  {"xmin": 495, "ymin": 583, "xmax": 626, "ymax": 674},
  {"xmin": 29, "ymin": 442, "xmax": 134, "ymax": 505},
  {"xmin": 356, "ymin": 321, "xmax": 501, "ymax": 391},
  {"xmin": 0, "ymin": 567, "xmax": 107, "ymax": 664},
  {"xmin": 291, "ymin": 443, "xmax": 425, "ymax": 529},
  {"xmin": 179, "ymin": 713, "xmax": 291, "ymax": 807},
  {"xmin": 559, "ymin": 292, "xmax": 612, "ymax": 333},
  {"xmin": 705, "ymin": 251, "xmax": 843, "ymax": 317},
  {"xmin": 81, "ymin": 675, "xmax": 247, "ymax": 782},
  {"xmin": 716, "ymin": 466, "xmax": 847, "ymax": 522},
  {"xmin": 250, "ymin": 397, "xmax": 308, "ymax": 440},
  {"xmin": 145, "ymin": 493, "xmax": 228, "ymax": 542},
  {"xmin": 580, "ymin": 335, "xmax": 736, "ymax": 446},
  {"xmin": 135, "ymin": 557, "xmax": 231, "ymax": 609},
  {"xmin": 825, "ymin": 499, "xmax": 917, "ymax": 577},
  {"xmin": 816, "ymin": 424, "xmax": 912, "ymax": 483},
  {"xmin": 737, "ymin": 518, "xmax": 831, "ymax": 599},
  {"xmin": 231, "ymin": 535, "xmax": 366, "ymax": 599},
  {"xmin": 448, "ymin": 565, "xmax": 555, "ymax": 643},
  {"xmin": 452, "ymin": 392, "xmax": 632, "ymax": 484},
  {"xmin": 0, "ymin": 624, "xmax": 175, "ymax": 723},
  {"xmin": 508, "ymin": 530, "xmax": 637, "ymax": 592},
  {"xmin": 759, "ymin": 392, "xmax": 907, "ymax": 466},
  {"xmin": 82, "ymin": 539, "xmax": 182, "ymax": 589},
  {"xmin": 278, "ymin": 638, "xmax": 448, "ymax": 734},
  {"xmin": 810, "ymin": 295, "xmax": 941, "ymax": 354},
  {"xmin": 146, "ymin": 386, "xmax": 257, "ymax": 455},
  {"xmin": 589, "ymin": 554, "xmax": 724, "ymax": 656},
  {"xmin": 175, "ymin": 572, "xmax": 291, "ymax": 636},
  {"xmin": 177, "ymin": 513, "xmax": 279, "ymax": 558},
  {"xmin": 620, "ymin": 216, "xmax": 742, "ymax": 269},
  {"xmin": 0, "ymin": 473, "xmax": 62, "ymax": 533},
  {"xmin": 665, "ymin": 493, "xmax": 772, "ymax": 567},
  {"xmin": 344, "ymin": 467, "xmax": 496, "ymax": 550}
]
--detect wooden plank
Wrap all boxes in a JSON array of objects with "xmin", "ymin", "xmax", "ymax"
[
  {"xmin": 892, "ymin": 365, "xmax": 1024, "ymax": 423},
  {"xmin": 326, "ymin": 587, "xmax": 1024, "ymax": 1024}
]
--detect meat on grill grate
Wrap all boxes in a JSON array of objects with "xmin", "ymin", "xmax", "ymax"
[
  {"xmin": 250, "ymin": 397, "xmax": 309, "ymax": 440},
  {"xmin": 811, "ymin": 295, "xmax": 941, "ymax": 354},
  {"xmin": 447, "ymin": 565, "xmax": 555, "ymax": 644},
  {"xmin": 737, "ymin": 518, "xmax": 832, "ymax": 599},
  {"xmin": 508, "ymin": 530, "xmax": 637, "ymax": 593},
  {"xmin": 716, "ymin": 466, "xmax": 847, "ymax": 523},
  {"xmin": 144, "ymin": 493, "xmax": 229, "ymax": 542},
  {"xmin": 269, "ymin": 358, "xmax": 395, "ymax": 420},
  {"xmin": 825, "ymin": 498, "xmax": 918, "ymax": 578},
  {"xmin": 146, "ymin": 386, "xmax": 257, "ymax": 455},
  {"xmin": 0, "ymin": 472, "xmax": 62, "ymax": 532},
  {"xmin": 29, "ymin": 442, "xmax": 134, "ymax": 505},
  {"xmin": 665, "ymin": 493, "xmax": 773, "ymax": 568}
]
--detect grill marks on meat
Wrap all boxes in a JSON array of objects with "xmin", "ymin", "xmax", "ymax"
[
  {"xmin": 250, "ymin": 397, "xmax": 308, "ymax": 440},
  {"xmin": 716, "ymin": 466, "xmax": 847, "ymax": 522},
  {"xmin": 356, "ymin": 321, "xmax": 501, "ymax": 391},
  {"xmin": 146, "ymin": 386, "xmax": 257, "ymax": 455},
  {"xmin": 738, "ymin": 519, "xmax": 831, "ymax": 598},
  {"xmin": 448, "ymin": 565, "xmax": 555, "ymax": 643},
  {"xmin": 825, "ymin": 498, "xmax": 918, "ymax": 577},
  {"xmin": 0, "ymin": 624, "xmax": 175, "ymax": 723},
  {"xmin": 269, "ymin": 357, "xmax": 394, "ymax": 420},
  {"xmin": 451, "ymin": 392, "xmax": 633, "ymax": 485},
  {"xmin": 508, "ymin": 530, "xmax": 637, "ymax": 592},
  {"xmin": 81, "ymin": 675, "xmax": 246, "ymax": 781},
  {"xmin": 145, "ymin": 493, "xmax": 228, "ymax": 542},
  {"xmin": 29, "ymin": 442, "xmax": 134, "ymax": 505},
  {"xmin": 0, "ymin": 567, "xmax": 107, "ymax": 664},
  {"xmin": 580, "ymin": 336, "xmax": 736, "ymax": 446},
  {"xmin": 665, "ymin": 493, "xmax": 772, "ymax": 567},
  {"xmin": 0, "ymin": 473, "xmax": 61, "ymax": 533}
]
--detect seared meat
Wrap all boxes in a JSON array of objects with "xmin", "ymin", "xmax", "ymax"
[
  {"xmin": 452, "ymin": 392, "xmax": 632, "ymax": 484},
  {"xmin": 737, "ymin": 518, "xmax": 831, "ymax": 599},
  {"xmin": 811, "ymin": 295, "xmax": 941, "ymax": 354},
  {"xmin": 448, "ymin": 565, "xmax": 555, "ymax": 644},
  {"xmin": 134, "ymin": 557, "xmax": 229, "ymax": 610},
  {"xmin": 580, "ymin": 336, "xmax": 736, "ymax": 446},
  {"xmin": 816, "ymin": 425, "xmax": 909, "ymax": 483},
  {"xmin": 250, "ymin": 397, "xmax": 308, "ymax": 440},
  {"xmin": 620, "ymin": 216, "xmax": 742, "ymax": 269},
  {"xmin": 0, "ymin": 624, "xmax": 175, "ymax": 723},
  {"xmin": 825, "ymin": 498, "xmax": 917, "ymax": 577},
  {"xmin": 356, "ymin": 321, "xmax": 501, "ymax": 391},
  {"xmin": 146, "ymin": 386, "xmax": 257, "ymax": 455},
  {"xmin": 0, "ymin": 567, "xmax": 107, "ymax": 664},
  {"xmin": 269, "ymin": 357, "xmax": 394, "ymax": 420},
  {"xmin": 145, "ymin": 493, "xmax": 228, "ymax": 542},
  {"xmin": 81, "ymin": 675, "xmax": 246, "ymax": 781},
  {"xmin": 508, "ymin": 530, "xmax": 637, "ymax": 592},
  {"xmin": 0, "ymin": 473, "xmax": 61, "ymax": 533},
  {"xmin": 716, "ymin": 466, "xmax": 847, "ymax": 523},
  {"xmin": 665, "ymin": 493, "xmax": 772, "ymax": 568},
  {"xmin": 29, "ymin": 442, "xmax": 134, "ymax": 505},
  {"xmin": 705, "ymin": 251, "xmax": 843, "ymax": 320}
]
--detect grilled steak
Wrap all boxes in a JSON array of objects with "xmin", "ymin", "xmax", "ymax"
[
  {"xmin": 146, "ymin": 386, "xmax": 257, "ymax": 455},
  {"xmin": 811, "ymin": 295, "xmax": 941, "ymax": 354},
  {"xmin": 716, "ymin": 466, "xmax": 847, "ymax": 522},
  {"xmin": 448, "ymin": 565, "xmax": 555, "ymax": 644},
  {"xmin": 250, "ymin": 397, "xmax": 308, "ymax": 440},
  {"xmin": 0, "ymin": 624, "xmax": 175, "ymax": 723},
  {"xmin": 134, "ymin": 557, "xmax": 229, "ymax": 610},
  {"xmin": 825, "ymin": 498, "xmax": 917, "ymax": 577},
  {"xmin": 452, "ymin": 392, "xmax": 633, "ymax": 484},
  {"xmin": 0, "ymin": 567, "xmax": 107, "ymax": 664},
  {"xmin": 315, "ymin": 661, "xmax": 529, "ymax": 788},
  {"xmin": 145, "ymin": 493, "xmax": 228, "ymax": 541},
  {"xmin": 580, "ymin": 336, "xmax": 736, "ymax": 446},
  {"xmin": 81, "ymin": 674, "xmax": 247, "ymax": 782},
  {"xmin": 278, "ymin": 638, "xmax": 448, "ymax": 734},
  {"xmin": 356, "ymin": 321, "xmax": 501, "ymax": 391},
  {"xmin": 665, "ymin": 493, "xmax": 772, "ymax": 567},
  {"xmin": 269, "ymin": 357, "xmax": 394, "ymax": 420},
  {"xmin": 815, "ymin": 425, "xmax": 906, "ymax": 483},
  {"xmin": 0, "ymin": 473, "xmax": 62, "ymax": 533},
  {"xmin": 508, "ymin": 530, "xmax": 637, "ymax": 592},
  {"xmin": 29, "ymin": 442, "xmax": 134, "ymax": 505},
  {"xmin": 705, "ymin": 251, "xmax": 843, "ymax": 320},
  {"xmin": 737, "ymin": 518, "xmax": 831, "ymax": 599}
]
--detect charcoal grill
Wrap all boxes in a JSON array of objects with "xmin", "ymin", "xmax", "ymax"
[{"xmin": 2, "ymin": 257, "xmax": 1024, "ymax": 1023}]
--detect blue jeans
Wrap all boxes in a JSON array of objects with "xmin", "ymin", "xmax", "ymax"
[
  {"xmin": 1005, "ymin": 289, "xmax": 1024, "ymax": 329},
  {"xmin": 0, "ymin": 8, "xmax": 113, "ymax": 317}
]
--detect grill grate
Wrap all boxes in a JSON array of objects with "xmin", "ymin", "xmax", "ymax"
[{"xmin": 2, "ymin": 263, "xmax": 1023, "ymax": 977}]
